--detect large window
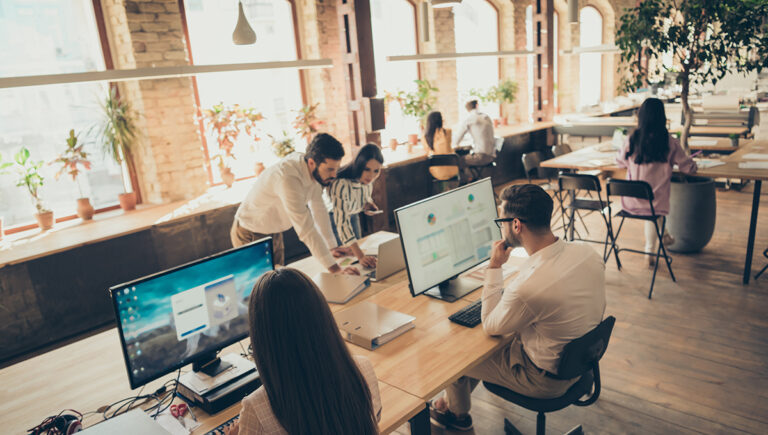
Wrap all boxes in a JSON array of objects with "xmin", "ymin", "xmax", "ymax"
[
  {"xmin": 184, "ymin": 0, "xmax": 303, "ymax": 181},
  {"xmin": 370, "ymin": 0, "xmax": 418, "ymax": 142},
  {"xmin": 579, "ymin": 6, "xmax": 602, "ymax": 108},
  {"xmin": 0, "ymin": 0, "xmax": 125, "ymax": 228},
  {"xmin": 454, "ymin": 0, "xmax": 500, "ymax": 121},
  {"xmin": 526, "ymin": 5, "xmax": 534, "ymax": 122}
]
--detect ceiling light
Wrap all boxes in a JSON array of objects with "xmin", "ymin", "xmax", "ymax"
[{"xmin": 232, "ymin": 1, "xmax": 256, "ymax": 45}]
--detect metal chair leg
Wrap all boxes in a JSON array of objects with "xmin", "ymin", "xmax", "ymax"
[
  {"xmin": 755, "ymin": 247, "xmax": 768, "ymax": 280},
  {"xmin": 536, "ymin": 412, "xmax": 546, "ymax": 435},
  {"xmin": 658, "ymin": 217, "xmax": 676, "ymax": 282}
]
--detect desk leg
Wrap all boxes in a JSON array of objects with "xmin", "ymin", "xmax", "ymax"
[
  {"xmin": 743, "ymin": 180, "xmax": 762, "ymax": 285},
  {"xmin": 408, "ymin": 404, "xmax": 431, "ymax": 435}
]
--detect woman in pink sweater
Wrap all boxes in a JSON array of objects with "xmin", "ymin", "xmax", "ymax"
[{"xmin": 615, "ymin": 98, "xmax": 697, "ymax": 264}]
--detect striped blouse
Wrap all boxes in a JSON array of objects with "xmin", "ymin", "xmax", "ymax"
[{"xmin": 325, "ymin": 178, "xmax": 373, "ymax": 245}]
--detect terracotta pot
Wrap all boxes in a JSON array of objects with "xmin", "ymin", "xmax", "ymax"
[
  {"xmin": 254, "ymin": 162, "xmax": 265, "ymax": 176},
  {"xmin": 221, "ymin": 168, "xmax": 235, "ymax": 188},
  {"xmin": 389, "ymin": 138, "xmax": 398, "ymax": 150},
  {"xmin": 118, "ymin": 192, "xmax": 137, "ymax": 211},
  {"xmin": 501, "ymin": 117, "xmax": 509, "ymax": 126},
  {"xmin": 494, "ymin": 119, "xmax": 501, "ymax": 127},
  {"xmin": 35, "ymin": 211, "xmax": 54, "ymax": 231},
  {"xmin": 76, "ymin": 198, "xmax": 95, "ymax": 221},
  {"xmin": 408, "ymin": 134, "xmax": 418, "ymax": 145},
  {"xmin": 0, "ymin": 216, "xmax": 4, "ymax": 241}
]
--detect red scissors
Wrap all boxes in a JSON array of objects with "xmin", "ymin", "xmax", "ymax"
[{"xmin": 171, "ymin": 403, "xmax": 189, "ymax": 427}]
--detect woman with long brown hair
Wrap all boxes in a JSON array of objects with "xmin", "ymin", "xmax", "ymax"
[{"xmin": 228, "ymin": 268, "xmax": 381, "ymax": 434}]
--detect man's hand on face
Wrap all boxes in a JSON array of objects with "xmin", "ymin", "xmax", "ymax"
[{"xmin": 489, "ymin": 240, "xmax": 512, "ymax": 269}]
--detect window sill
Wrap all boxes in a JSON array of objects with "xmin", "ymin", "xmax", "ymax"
[{"xmin": 0, "ymin": 181, "xmax": 253, "ymax": 269}]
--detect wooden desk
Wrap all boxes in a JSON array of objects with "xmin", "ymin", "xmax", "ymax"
[
  {"xmin": 688, "ymin": 138, "xmax": 740, "ymax": 153},
  {"xmin": 697, "ymin": 141, "xmax": 768, "ymax": 284},
  {"xmin": 669, "ymin": 125, "xmax": 750, "ymax": 137}
]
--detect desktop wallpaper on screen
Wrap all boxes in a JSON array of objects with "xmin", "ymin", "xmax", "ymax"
[{"xmin": 113, "ymin": 242, "xmax": 272, "ymax": 387}]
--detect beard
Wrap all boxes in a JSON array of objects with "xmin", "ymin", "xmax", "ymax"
[
  {"xmin": 504, "ymin": 230, "xmax": 522, "ymax": 249},
  {"xmin": 312, "ymin": 168, "xmax": 335, "ymax": 186}
]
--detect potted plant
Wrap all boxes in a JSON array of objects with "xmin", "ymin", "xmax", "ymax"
[
  {"xmin": 95, "ymin": 87, "xmax": 139, "ymax": 211},
  {"xmin": 292, "ymin": 103, "xmax": 325, "ymax": 144},
  {"xmin": 397, "ymin": 79, "xmax": 439, "ymax": 143},
  {"xmin": 13, "ymin": 147, "xmax": 53, "ymax": 230},
  {"xmin": 471, "ymin": 79, "xmax": 518, "ymax": 125},
  {"xmin": 616, "ymin": 0, "xmax": 767, "ymax": 253},
  {"xmin": 270, "ymin": 131, "xmax": 295, "ymax": 158},
  {"xmin": 0, "ymin": 151, "xmax": 12, "ymax": 240},
  {"xmin": 212, "ymin": 153, "xmax": 236, "ymax": 188},
  {"xmin": 729, "ymin": 133, "xmax": 739, "ymax": 148},
  {"xmin": 52, "ymin": 130, "xmax": 94, "ymax": 220},
  {"xmin": 201, "ymin": 103, "xmax": 264, "ymax": 181}
]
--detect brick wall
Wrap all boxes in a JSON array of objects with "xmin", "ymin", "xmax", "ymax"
[
  {"xmin": 100, "ymin": 0, "xmax": 207, "ymax": 203},
  {"xmin": 420, "ymin": 7, "xmax": 459, "ymax": 128}
]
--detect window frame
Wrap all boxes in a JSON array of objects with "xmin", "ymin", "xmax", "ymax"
[{"xmin": 578, "ymin": 5, "xmax": 604, "ymax": 108}]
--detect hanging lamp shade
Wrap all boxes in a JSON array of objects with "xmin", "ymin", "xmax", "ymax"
[
  {"xmin": 232, "ymin": 1, "xmax": 256, "ymax": 45},
  {"xmin": 568, "ymin": 0, "xmax": 579, "ymax": 24},
  {"xmin": 432, "ymin": 0, "xmax": 461, "ymax": 8}
]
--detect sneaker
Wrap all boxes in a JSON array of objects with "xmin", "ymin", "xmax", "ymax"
[
  {"xmin": 662, "ymin": 233, "xmax": 675, "ymax": 247},
  {"xmin": 429, "ymin": 402, "xmax": 473, "ymax": 431}
]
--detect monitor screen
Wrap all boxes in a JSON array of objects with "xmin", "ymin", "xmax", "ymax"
[
  {"xmin": 395, "ymin": 178, "xmax": 500, "ymax": 297},
  {"xmin": 110, "ymin": 238, "xmax": 273, "ymax": 389}
]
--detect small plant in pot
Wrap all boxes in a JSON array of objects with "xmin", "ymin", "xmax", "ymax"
[
  {"xmin": 729, "ymin": 133, "xmax": 739, "ymax": 148},
  {"xmin": 94, "ymin": 87, "xmax": 139, "ymax": 211},
  {"xmin": 212, "ymin": 153, "xmax": 236, "ymax": 188},
  {"xmin": 14, "ymin": 147, "xmax": 53, "ymax": 230},
  {"xmin": 397, "ymin": 79, "xmax": 438, "ymax": 142},
  {"xmin": 0, "ymin": 151, "xmax": 12, "ymax": 240},
  {"xmin": 470, "ymin": 79, "xmax": 518, "ymax": 125},
  {"xmin": 292, "ymin": 103, "xmax": 324, "ymax": 144},
  {"xmin": 201, "ymin": 103, "xmax": 265, "ymax": 181},
  {"xmin": 270, "ymin": 131, "xmax": 295, "ymax": 158},
  {"xmin": 52, "ymin": 130, "xmax": 94, "ymax": 220}
]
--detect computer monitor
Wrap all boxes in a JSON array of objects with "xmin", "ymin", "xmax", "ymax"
[
  {"xmin": 109, "ymin": 238, "xmax": 273, "ymax": 389},
  {"xmin": 395, "ymin": 178, "xmax": 500, "ymax": 302}
]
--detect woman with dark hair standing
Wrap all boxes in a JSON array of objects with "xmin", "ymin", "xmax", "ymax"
[
  {"xmin": 228, "ymin": 268, "xmax": 381, "ymax": 434},
  {"xmin": 615, "ymin": 97, "xmax": 697, "ymax": 265},
  {"xmin": 423, "ymin": 111, "xmax": 459, "ymax": 183},
  {"xmin": 326, "ymin": 143, "xmax": 384, "ymax": 268}
]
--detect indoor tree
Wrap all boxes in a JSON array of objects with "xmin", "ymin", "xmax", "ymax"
[{"xmin": 615, "ymin": 0, "xmax": 768, "ymax": 151}]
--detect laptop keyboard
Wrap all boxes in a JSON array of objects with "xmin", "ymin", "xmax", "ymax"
[
  {"xmin": 449, "ymin": 299, "xmax": 482, "ymax": 328},
  {"xmin": 205, "ymin": 414, "xmax": 239, "ymax": 434}
]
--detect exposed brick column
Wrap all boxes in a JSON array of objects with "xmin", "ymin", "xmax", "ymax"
[
  {"xmin": 497, "ymin": 1, "xmax": 521, "ymax": 123},
  {"xmin": 511, "ymin": 0, "xmax": 530, "ymax": 122},
  {"xmin": 419, "ymin": 7, "xmax": 459, "ymax": 128},
  {"xmin": 100, "ymin": 0, "xmax": 207, "ymax": 203}
]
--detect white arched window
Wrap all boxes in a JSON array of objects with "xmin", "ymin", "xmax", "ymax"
[
  {"xmin": 526, "ymin": 5, "xmax": 534, "ymax": 122},
  {"xmin": 184, "ymin": 0, "xmax": 303, "ymax": 181},
  {"xmin": 579, "ymin": 6, "xmax": 602, "ymax": 108},
  {"xmin": 371, "ymin": 0, "xmax": 418, "ymax": 142},
  {"xmin": 454, "ymin": 0, "xmax": 500, "ymax": 122}
]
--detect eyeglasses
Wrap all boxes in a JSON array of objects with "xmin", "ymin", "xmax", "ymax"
[{"xmin": 494, "ymin": 217, "xmax": 526, "ymax": 229}]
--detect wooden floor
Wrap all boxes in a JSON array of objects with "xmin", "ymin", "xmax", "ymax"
[{"xmin": 395, "ymin": 182, "xmax": 768, "ymax": 434}]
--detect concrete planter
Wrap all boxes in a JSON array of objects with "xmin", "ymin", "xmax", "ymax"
[{"xmin": 667, "ymin": 175, "xmax": 716, "ymax": 253}]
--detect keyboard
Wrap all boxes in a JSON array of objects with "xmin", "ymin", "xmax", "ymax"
[
  {"xmin": 449, "ymin": 299, "xmax": 482, "ymax": 328},
  {"xmin": 205, "ymin": 414, "xmax": 239, "ymax": 435}
]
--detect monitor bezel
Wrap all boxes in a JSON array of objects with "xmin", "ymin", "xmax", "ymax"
[
  {"xmin": 109, "ymin": 237, "xmax": 274, "ymax": 390},
  {"xmin": 394, "ymin": 177, "xmax": 498, "ymax": 297}
]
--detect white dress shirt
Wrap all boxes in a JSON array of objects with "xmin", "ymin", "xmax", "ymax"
[
  {"xmin": 481, "ymin": 238, "xmax": 606, "ymax": 374},
  {"xmin": 453, "ymin": 109, "xmax": 496, "ymax": 156},
  {"xmin": 234, "ymin": 152, "xmax": 338, "ymax": 269}
]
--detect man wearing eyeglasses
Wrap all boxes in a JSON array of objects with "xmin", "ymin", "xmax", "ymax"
[{"xmin": 431, "ymin": 184, "xmax": 606, "ymax": 432}]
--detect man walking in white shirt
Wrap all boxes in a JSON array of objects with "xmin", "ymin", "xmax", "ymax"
[
  {"xmin": 453, "ymin": 100, "xmax": 496, "ymax": 180},
  {"xmin": 430, "ymin": 184, "xmax": 606, "ymax": 431},
  {"xmin": 231, "ymin": 133, "xmax": 357, "ymax": 274}
]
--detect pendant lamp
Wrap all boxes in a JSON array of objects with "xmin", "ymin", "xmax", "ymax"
[
  {"xmin": 568, "ymin": 0, "xmax": 578, "ymax": 24},
  {"xmin": 232, "ymin": 1, "xmax": 256, "ymax": 45}
]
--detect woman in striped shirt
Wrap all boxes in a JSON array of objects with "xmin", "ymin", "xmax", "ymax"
[{"xmin": 325, "ymin": 144, "xmax": 384, "ymax": 269}]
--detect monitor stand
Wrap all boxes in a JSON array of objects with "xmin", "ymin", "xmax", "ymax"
[
  {"xmin": 423, "ymin": 276, "xmax": 481, "ymax": 302},
  {"xmin": 193, "ymin": 352, "xmax": 233, "ymax": 377},
  {"xmin": 178, "ymin": 353, "xmax": 260, "ymax": 415}
]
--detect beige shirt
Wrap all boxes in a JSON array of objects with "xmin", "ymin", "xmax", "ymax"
[
  {"xmin": 234, "ymin": 152, "xmax": 337, "ymax": 269},
  {"xmin": 453, "ymin": 109, "xmax": 496, "ymax": 156},
  {"xmin": 237, "ymin": 355, "xmax": 381, "ymax": 434},
  {"xmin": 481, "ymin": 239, "xmax": 606, "ymax": 374}
]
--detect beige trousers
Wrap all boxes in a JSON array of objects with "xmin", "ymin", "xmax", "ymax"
[
  {"xmin": 444, "ymin": 335, "xmax": 578, "ymax": 416},
  {"xmin": 230, "ymin": 219, "xmax": 285, "ymax": 266}
]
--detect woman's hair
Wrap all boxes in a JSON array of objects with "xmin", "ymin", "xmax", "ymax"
[
  {"xmin": 626, "ymin": 97, "xmax": 670, "ymax": 164},
  {"xmin": 337, "ymin": 143, "xmax": 384, "ymax": 180},
  {"xmin": 248, "ymin": 268, "xmax": 377, "ymax": 434},
  {"xmin": 424, "ymin": 111, "xmax": 444, "ymax": 150}
]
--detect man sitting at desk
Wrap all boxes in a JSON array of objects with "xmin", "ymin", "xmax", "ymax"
[
  {"xmin": 231, "ymin": 133, "xmax": 357, "ymax": 274},
  {"xmin": 453, "ymin": 100, "xmax": 496, "ymax": 181},
  {"xmin": 430, "ymin": 184, "xmax": 606, "ymax": 431}
]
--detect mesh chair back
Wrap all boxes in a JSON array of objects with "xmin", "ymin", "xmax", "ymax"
[
  {"xmin": 558, "ymin": 173, "xmax": 602, "ymax": 192},
  {"xmin": 556, "ymin": 316, "xmax": 615, "ymax": 380},
  {"xmin": 551, "ymin": 144, "xmax": 573, "ymax": 157},
  {"xmin": 522, "ymin": 151, "xmax": 558, "ymax": 181},
  {"xmin": 606, "ymin": 179, "xmax": 654, "ymax": 201},
  {"xmin": 427, "ymin": 154, "xmax": 461, "ymax": 168}
]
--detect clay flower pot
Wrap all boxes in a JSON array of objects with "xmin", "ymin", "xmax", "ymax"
[
  {"xmin": 501, "ymin": 117, "xmax": 509, "ymax": 126},
  {"xmin": 118, "ymin": 192, "xmax": 137, "ymax": 211},
  {"xmin": 389, "ymin": 138, "xmax": 398, "ymax": 150},
  {"xmin": 35, "ymin": 211, "xmax": 54, "ymax": 231},
  {"xmin": 76, "ymin": 198, "xmax": 95, "ymax": 221},
  {"xmin": 221, "ymin": 168, "xmax": 235, "ymax": 188},
  {"xmin": 254, "ymin": 162, "xmax": 265, "ymax": 176},
  {"xmin": 408, "ymin": 134, "xmax": 418, "ymax": 146},
  {"xmin": 0, "ymin": 216, "xmax": 4, "ymax": 241}
]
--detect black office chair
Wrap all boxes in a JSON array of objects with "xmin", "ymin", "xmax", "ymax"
[
  {"xmin": 427, "ymin": 154, "xmax": 462, "ymax": 195},
  {"xmin": 467, "ymin": 137, "xmax": 503, "ymax": 181},
  {"xmin": 558, "ymin": 173, "xmax": 619, "ymax": 263},
  {"xmin": 484, "ymin": 316, "xmax": 616, "ymax": 435},
  {"xmin": 606, "ymin": 179, "xmax": 676, "ymax": 299},
  {"xmin": 755, "ymin": 247, "xmax": 768, "ymax": 280},
  {"xmin": 522, "ymin": 151, "xmax": 559, "ymax": 190}
]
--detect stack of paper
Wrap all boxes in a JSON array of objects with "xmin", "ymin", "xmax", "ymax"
[
  {"xmin": 738, "ymin": 161, "xmax": 768, "ymax": 169},
  {"xmin": 335, "ymin": 302, "xmax": 415, "ymax": 349}
]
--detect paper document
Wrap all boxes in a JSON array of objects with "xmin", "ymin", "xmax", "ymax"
[
  {"xmin": 738, "ymin": 162, "xmax": 768, "ymax": 169},
  {"xmin": 741, "ymin": 153, "xmax": 768, "ymax": 160},
  {"xmin": 694, "ymin": 159, "xmax": 725, "ymax": 169},
  {"xmin": 358, "ymin": 231, "xmax": 399, "ymax": 254},
  {"xmin": 690, "ymin": 139, "xmax": 719, "ymax": 146}
]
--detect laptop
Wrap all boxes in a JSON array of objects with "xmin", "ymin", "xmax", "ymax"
[{"xmin": 355, "ymin": 236, "xmax": 406, "ymax": 281}]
